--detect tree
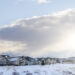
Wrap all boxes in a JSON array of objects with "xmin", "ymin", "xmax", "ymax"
[
  {"xmin": 56, "ymin": 59, "xmax": 60, "ymax": 63},
  {"xmin": 41, "ymin": 59, "xmax": 45, "ymax": 65}
]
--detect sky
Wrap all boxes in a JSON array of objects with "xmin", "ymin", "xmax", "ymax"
[
  {"xmin": 0, "ymin": 0, "xmax": 75, "ymax": 25},
  {"xmin": 0, "ymin": 0, "xmax": 75, "ymax": 58}
]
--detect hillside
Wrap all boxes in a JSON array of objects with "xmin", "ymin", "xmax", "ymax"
[{"xmin": 0, "ymin": 55, "xmax": 75, "ymax": 66}]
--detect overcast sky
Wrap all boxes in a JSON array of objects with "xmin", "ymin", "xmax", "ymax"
[{"xmin": 0, "ymin": 0, "xmax": 75, "ymax": 57}]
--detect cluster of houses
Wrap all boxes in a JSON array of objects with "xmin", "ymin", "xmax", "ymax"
[{"xmin": 0, "ymin": 55, "xmax": 75, "ymax": 66}]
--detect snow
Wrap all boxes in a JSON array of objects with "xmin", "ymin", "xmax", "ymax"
[
  {"xmin": 0, "ymin": 64, "xmax": 75, "ymax": 75},
  {"xmin": 9, "ymin": 57, "xmax": 19, "ymax": 61}
]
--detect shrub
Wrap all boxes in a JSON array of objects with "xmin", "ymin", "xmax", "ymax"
[{"xmin": 12, "ymin": 72, "xmax": 20, "ymax": 75}]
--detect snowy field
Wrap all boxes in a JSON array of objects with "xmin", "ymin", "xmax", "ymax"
[{"xmin": 0, "ymin": 64, "xmax": 75, "ymax": 75}]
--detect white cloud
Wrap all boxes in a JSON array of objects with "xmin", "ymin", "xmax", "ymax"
[
  {"xmin": 0, "ymin": 9, "xmax": 75, "ymax": 57},
  {"xmin": 0, "ymin": 40, "xmax": 27, "ymax": 56},
  {"xmin": 37, "ymin": 0, "xmax": 50, "ymax": 4},
  {"xmin": 15, "ymin": 0, "xmax": 51, "ymax": 4}
]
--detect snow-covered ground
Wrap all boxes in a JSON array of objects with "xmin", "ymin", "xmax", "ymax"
[{"xmin": 0, "ymin": 64, "xmax": 75, "ymax": 75}]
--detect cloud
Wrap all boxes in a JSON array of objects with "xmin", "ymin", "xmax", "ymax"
[
  {"xmin": 36, "ymin": 0, "xmax": 50, "ymax": 4},
  {"xmin": 15, "ymin": 0, "xmax": 51, "ymax": 4},
  {"xmin": 0, "ymin": 9, "xmax": 75, "ymax": 57},
  {"xmin": 0, "ymin": 40, "xmax": 27, "ymax": 56}
]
